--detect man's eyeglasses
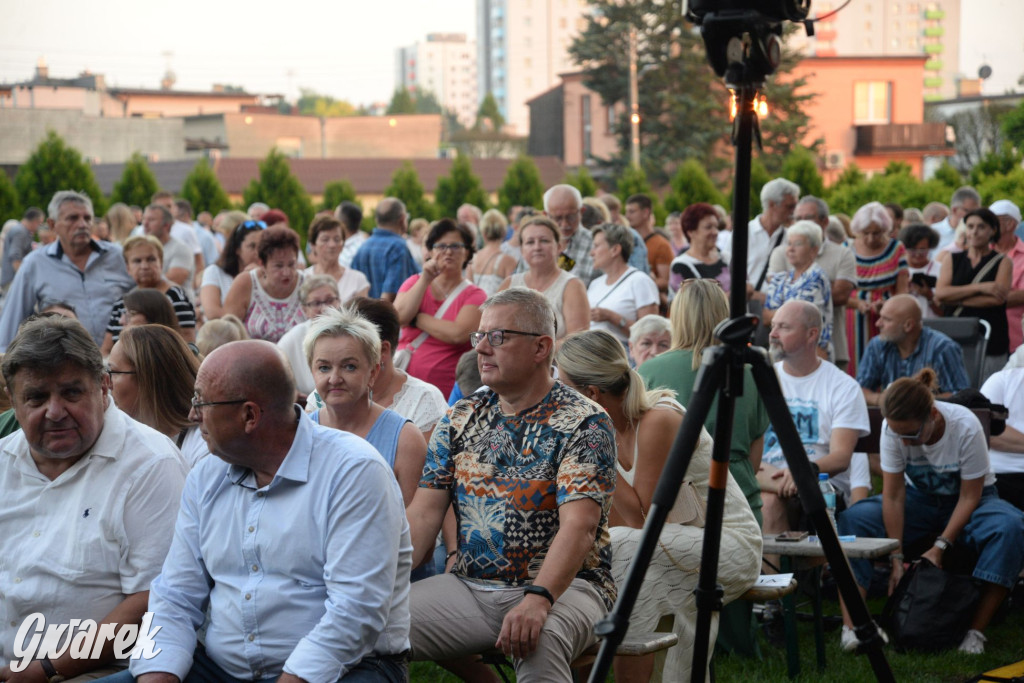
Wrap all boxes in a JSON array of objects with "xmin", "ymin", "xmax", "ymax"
[
  {"xmin": 548, "ymin": 212, "xmax": 579, "ymax": 225},
  {"xmin": 303, "ymin": 296, "xmax": 341, "ymax": 309},
  {"xmin": 883, "ymin": 420, "xmax": 928, "ymax": 441},
  {"xmin": 433, "ymin": 242, "xmax": 467, "ymax": 252},
  {"xmin": 470, "ymin": 329, "xmax": 543, "ymax": 347},
  {"xmin": 191, "ymin": 393, "xmax": 248, "ymax": 412},
  {"xmin": 239, "ymin": 220, "xmax": 267, "ymax": 232}
]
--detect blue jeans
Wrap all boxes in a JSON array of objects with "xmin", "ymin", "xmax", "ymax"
[
  {"xmin": 94, "ymin": 644, "xmax": 408, "ymax": 683},
  {"xmin": 839, "ymin": 485, "xmax": 1024, "ymax": 589}
]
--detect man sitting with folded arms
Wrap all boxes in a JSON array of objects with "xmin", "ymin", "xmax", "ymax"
[
  {"xmin": 858, "ymin": 294, "xmax": 970, "ymax": 406},
  {"xmin": 758, "ymin": 300, "xmax": 870, "ymax": 540},
  {"xmin": 404, "ymin": 288, "xmax": 617, "ymax": 682}
]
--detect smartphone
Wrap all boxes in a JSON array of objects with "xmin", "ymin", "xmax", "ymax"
[{"xmin": 775, "ymin": 530, "xmax": 809, "ymax": 542}]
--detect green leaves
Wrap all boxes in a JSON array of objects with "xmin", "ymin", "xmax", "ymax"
[
  {"xmin": 241, "ymin": 149, "xmax": 314, "ymax": 243},
  {"xmin": 16, "ymin": 130, "xmax": 106, "ymax": 216}
]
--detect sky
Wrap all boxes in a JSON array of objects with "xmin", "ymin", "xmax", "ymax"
[{"xmin": 0, "ymin": 0, "xmax": 477, "ymax": 105}]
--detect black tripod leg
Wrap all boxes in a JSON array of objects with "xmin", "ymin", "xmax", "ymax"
[
  {"xmin": 587, "ymin": 350, "xmax": 728, "ymax": 683},
  {"xmin": 747, "ymin": 349, "xmax": 894, "ymax": 683}
]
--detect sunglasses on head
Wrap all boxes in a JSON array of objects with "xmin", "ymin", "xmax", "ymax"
[{"xmin": 239, "ymin": 220, "xmax": 267, "ymax": 232}]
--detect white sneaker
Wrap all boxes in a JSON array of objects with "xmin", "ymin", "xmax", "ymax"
[
  {"xmin": 840, "ymin": 625, "xmax": 889, "ymax": 652},
  {"xmin": 959, "ymin": 629, "xmax": 986, "ymax": 654}
]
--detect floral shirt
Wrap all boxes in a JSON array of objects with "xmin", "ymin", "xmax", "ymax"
[{"xmin": 421, "ymin": 381, "xmax": 618, "ymax": 608}]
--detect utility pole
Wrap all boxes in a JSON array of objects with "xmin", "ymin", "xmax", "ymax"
[{"xmin": 629, "ymin": 27, "xmax": 640, "ymax": 166}]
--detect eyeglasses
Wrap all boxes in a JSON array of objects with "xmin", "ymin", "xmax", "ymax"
[
  {"xmin": 191, "ymin": 393, "xmax": 248, "ymax": 412},
  {"xmin": 883, "ymin": 420, "xmax": 928, "ymax": 441},
  {"xmin": 548, "ymin": 212, "xmax": 579, "ymax": 225},
  {"xmin": 239, "ymin": 220, "xmax": 267, "ymax": 232},
  {"xmin": 303, "ymin": 296, "xmax": 341, "ymax": 309},
  {"xmin": 433, "ymin": 242, "xmax": 466, "ymax": 252},
  {"xmin": 470, "ymin": 329, "xmax": 543, "ymax": 347}
]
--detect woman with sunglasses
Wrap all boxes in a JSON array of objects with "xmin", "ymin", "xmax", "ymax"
[
  {"xmin": 200, "ymin": 214, "xmax": 262, "ymax": 320},
  {"xmin": 838, "ymin": 368, "xmax": 1024, "ymax": 654},
  {"xmin": 303, "ymin": 215, "xmax": 370, "ymax": 303},
  {"xmin": 223, "ymin": 225, "xmax": 306, "ymax": 343},
  {"xmin": 393, "ymin": 219, "xmax": 486, "ymax": 397}
]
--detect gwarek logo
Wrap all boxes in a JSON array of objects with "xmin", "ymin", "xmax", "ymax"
[{"xmin": 9, "ymin": 612, "xmax": 162, "ymax": 672}]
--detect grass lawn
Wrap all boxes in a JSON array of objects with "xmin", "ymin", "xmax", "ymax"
[{"xmin": 409, "ymin": 592, "xmax": 1024, "ymax": 682}]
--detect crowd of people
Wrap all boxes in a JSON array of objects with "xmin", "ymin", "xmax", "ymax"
[{"xmin": 0, "ymin": 177, "xmax": 1022, "ymax": 683}]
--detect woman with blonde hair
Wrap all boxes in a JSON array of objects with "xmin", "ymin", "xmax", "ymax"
[
  {"xmin": 556, "ymin": 329, "xmax": 761, "ymax": 682},
  {"xmin": 196, "ymin": 315, "xmax": 248, "ymax": 356},
  {"xmin": 105, "ymin": 203, "xmax": 137, "ymax": 244},
  {"xmin": 108, "ymin": 324, "xmax": 206, "ymax": 465},
  {"xmin": 838, "ymin": 368, "xmax": 1024, "ymax": 654},
  {"xmin": 465, "ymin": 209, "xmax": 517, "ymax": 296}
]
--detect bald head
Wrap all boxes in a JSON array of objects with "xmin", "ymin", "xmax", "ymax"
[
  {"xmin": 877, "ymin": 294, "xmax": 922, "ymax": 344},
  {"xmin": 783, "ymin": 299, "xmax": 822, "ymax": 331},
  {"xmin": 201, "ymin": 340, "xmax": 296, "ymax": 416}
]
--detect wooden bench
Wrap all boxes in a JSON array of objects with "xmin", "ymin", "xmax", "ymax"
[{"xmin": 478, "ymin": 631, "xmax": 679, "ymax": 682}]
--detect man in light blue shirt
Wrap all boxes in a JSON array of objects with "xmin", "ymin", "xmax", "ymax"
[
  {"xmin": 0, "ymin": 191, "xmax": 134, "ymax": 350},
  {"xmin": 118, "ymin": 341, "xmax": 412, "ymax": 683}
]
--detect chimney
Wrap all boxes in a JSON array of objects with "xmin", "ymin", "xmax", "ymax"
[{"xmin": 35, "ymin": 56, "xmax": 48, "ymax": 80}]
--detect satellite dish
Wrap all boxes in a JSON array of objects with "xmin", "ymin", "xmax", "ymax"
[{"xmin": 979, "ymin": 65, "xmax": 993, "ymax": 80}]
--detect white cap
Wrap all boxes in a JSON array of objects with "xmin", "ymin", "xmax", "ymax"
[{"xmin": 989, "ymin": 199, "xmax": 1022, "ymax": 223}]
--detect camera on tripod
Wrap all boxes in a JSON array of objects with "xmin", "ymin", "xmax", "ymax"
[{"xmin": 683, "ymin": 0, "xmax": 812, "ymax": 82}]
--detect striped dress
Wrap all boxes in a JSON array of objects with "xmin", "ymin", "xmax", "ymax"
[{"xmin": 848, "ymin": 239, "xmax": 908, "ymax": 376}]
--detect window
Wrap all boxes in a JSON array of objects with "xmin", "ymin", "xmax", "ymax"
[
  {"xmin": 854, "ymin": 81, "xmax": 892, "ymax": 123},
  {"xmin": 582, "ymin": 94, "xmax": 592, "ymax": 158},
  {"xmin": 607, "ymin": 105, "xmax": 616, "ymax": 131}
]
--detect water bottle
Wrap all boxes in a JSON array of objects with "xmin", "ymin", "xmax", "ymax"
[{"xmin": 819, "ymin": 472, "xmax": 837, "ymax": 532}]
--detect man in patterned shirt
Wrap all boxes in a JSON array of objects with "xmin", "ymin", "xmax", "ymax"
[{"xmin": 405, "ymin": 288, "xmax": 616, "ymax": 681}]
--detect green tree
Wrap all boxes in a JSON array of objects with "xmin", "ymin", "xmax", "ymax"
[
  {"xmin": 475, "ymin": 93, "xmax": 505, "ymax": 131},
  {"xmin": 434, "ymin": 156, "xmax": 489, "ymax": 219},
  {"xmin": 968, "ymin": 149, "xmax": 1024, "ymax": 187},
  {"xmin": 15, "ymin": 130, "xmax": 106, "ymax": 215},
  {"xmin": 780, "ymin": 146, "xmax": 825, "ymax": 200},
  {"xmin": 616, "ymin": 163, "xmax": 665, "ymax": 224},
  {"xmin": 109, "ymin": 152, "xmax": 160, "ymax": 208},
  {"xmin": 977, "ymin": 167, "xmax": 1024, "ymax": 207},
  {"xmin": 0, "ymin": 171, "xmax": 20, "ymax": 222},
  {"xmin": 497, "ymin": 156, "xmax": 544, "ymax": 214},
  {"xmin": 387, "ymin": 87, "xmax": 417, "ymax": 115},
  {"xmin": 562, "ymin": 166, "xmax": 599, "ymax": 197},
  {"xmin": 414, "ymin": 90, "xmax": 443, "ymax": 115},
  {"xmin": 383, "ymin": 162, "xmax": 434, "ymax": 221},
  {"xmin": 319, "ymin": 180, "xmax": 359, "ymax": 212},
  {"xmin": 296, "ymin": 88, "xmax": 356, "ymax": 117},
  {"xmin": 241, "ymin": 148, "xmax": 315, "ymax": 242},
  {"xmin": 179, "ymin": 159, "xmax": 232, "ymax": 216},
  {"xmin": 932, "ymin": 161, "xmax": 963, "ymax": 188},
  {"xmin": 1004, "ymin": 100, "xmax": 1024, "ymax": 150},
  {"xmin": 729, "ymin": 157, "xmax": 772, "ymax": 217},
  {"xmin": 664, "ymin": 159, "xmax": 725, "ymax": 213}
]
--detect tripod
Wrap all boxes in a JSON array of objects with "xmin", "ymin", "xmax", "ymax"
[{"xmin": 587, "ymin": 24, "xmax": 894, "ymax": 683}]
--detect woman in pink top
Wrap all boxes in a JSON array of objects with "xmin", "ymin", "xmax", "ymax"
[
  {"xmin": 223, "ymin": 225, "xmax": 306, "ymax": 343},
  {"xmin": 394, "ymin": 219, "xmax": 486, "ymax": 397}
]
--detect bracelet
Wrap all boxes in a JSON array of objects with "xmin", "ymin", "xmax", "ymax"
[
  {"xmin": 523, "ymin": 584, "xmax": 555, "ymax": 606},
  {"xmin": 889, "ymin": 552, "xmax": 904, "ymax": 562},
  {"xmin": 446, "ymin": 549, "xmax": 457, "ymax": 560}
]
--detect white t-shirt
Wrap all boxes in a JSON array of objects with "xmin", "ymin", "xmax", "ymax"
[
  {"xmin": 981, "ymin": 368, "xmax": 1024, "ymax": 474},
  {"xmin": 762, "ymin": 359, "xmax": 870, "ymax": 498},
  {"xmin": 201, "ymin": 264, "xmax": 236, "ymax": 305},
  {"xmin": 849, "ymin": 452, "xmax": 872, "ymax": 493},
  {"xmin": 278, "ymin": 320, "xmax": 315, "ymax": 397},
  {"xmin": 130, "ymin": 221, "xmax": 202, "ymax": 255},
  {"xmin": 931, "ymin": 217, "xmax": 957, "ymax": 253},
  {"xmin": 339, "ymin": 231, "xmax": 368, "ymax": 268},
  {"xmin": 301, "ymin": 266, "xmax": 370, "ymax": 304},
  {"xmin": 882, "ymin": 401, "xmax": 995, "ymax": 493},
  {"xmin": 586, "ymin": 267, "xmax": 660, "ymax": 342},
  {"xmin": 162, "ymin": 236, "xmax": 195, "ymax": 301}
]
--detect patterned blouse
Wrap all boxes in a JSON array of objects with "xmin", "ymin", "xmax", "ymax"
[
  {"xmin": 764, "ymin": 263, "xmax": 833, "ymax": 351},
  {"xmin": 244, "ymin": 269, "xmax": 306, "ymax": 343},
  {"xmin": 420, "ymin": 381, "xmax": 618, "ymax": 608}
]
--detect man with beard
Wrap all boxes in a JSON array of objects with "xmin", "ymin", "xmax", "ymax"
[
  {"xmin": 757, "ymin": 300, "xmax": 869, "ymax": 538},
  {"xmin": 857, "ymin": 294, "xmax": 969, "ymax": 406}
]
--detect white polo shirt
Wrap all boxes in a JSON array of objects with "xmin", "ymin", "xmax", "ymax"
[{"xmin": 0, "ymin": 401, "xmax": 188, "ymax": 664}]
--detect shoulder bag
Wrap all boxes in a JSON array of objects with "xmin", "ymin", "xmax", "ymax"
[{"xmin": 394, "ymin": 280, "xmax": 471, "ymax": 371}]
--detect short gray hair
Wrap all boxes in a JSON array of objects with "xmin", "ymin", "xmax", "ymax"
[
  {"xmin": 760, "ymin": 178, "xmax": 800, "ymax": 208},
  {"xmin": 48, "ymin": 190, "xmax": 94, "ymax": 221},
  {"xmin": 786, "ymin": 220, "xmax": 823, "ymax": 251},
  {"xmin": 591, "ymin": 223, "xmax": 633, "ymax": 262},
  {"xmin": 629, "ymin": 314, "xmax": 671, "ymax": 345},
  {"xmin": 798, "ymin": 196, "xmax": 829, "ymax": 221},
  {"xmin": 2, "ymin": 316, "xmax": 104, "ymax": 390},
  {"xmin": 543, "ymin": 184, "xmax": 583, "ymax": 212},
  {"xmin": 299, "ymin": 274, "xmax": 340, "ymax": 303},
  {"xmin": 850, "ymin": 201, "xmax": 893, "ymax": 234},
  {"xmin": 951, "ymin": 186, "xmax": 981, "ymax": 208},
  {"xmin": 303, "ymin": 305, "xmax": 381, "ymax": 370},
  {"xmin": 481, "ymin": 287, "xmax": 556, "ymax": 339},
  {"xmin": 375, "ymin": 198, "xmax": 407, "ymax": 227}
]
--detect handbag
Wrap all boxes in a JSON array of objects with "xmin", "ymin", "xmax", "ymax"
[
  {"xmin": 394, "ymin": 279, "xmax": 471, "ymax": 371},
  {"xmin": 880, "ymin": 557, "xmax": 980, "ymax": 652}
]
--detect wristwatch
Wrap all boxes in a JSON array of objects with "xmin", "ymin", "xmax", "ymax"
[
  {"xmin": 933, "ymin": 536, "xmax": 951, "ymax": 552},
  {"xmin": 523, "ymin": 584, "xmax": 555, "ymax": 606},
  {"xmin": 618, "ymin": 316, "xmax": 627, "ymax": 328},
  {"xmin": 39, "ymin": 658, "xmax": 65, "ymax": 683}
]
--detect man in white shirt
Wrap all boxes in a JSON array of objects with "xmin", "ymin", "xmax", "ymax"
[
  {"xmin": 747, "ymin": 178, "xmax": 799, "ymax": 295},
  {"xmin": 0, "ymin": 316, "xmax": 187, "ymax": 681},
  {"xmin": 335, "ymin": 201, "xmax": 366, "ymax": 268},
  {"xmin": 758, "ymin": 300, "xmax": 870, "ymax": 536},
  {"xmin": 931, "ymin": 186, "xmax": 980, "ymax": 252},
  {"xmin": 142, "ymin": 205, "xmax": 195, "ymax": 301}
]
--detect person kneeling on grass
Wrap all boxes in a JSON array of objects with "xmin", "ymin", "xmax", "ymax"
[{"xmin": 837, "ymin": 368, "xmax": 1024, "ymax": 654}]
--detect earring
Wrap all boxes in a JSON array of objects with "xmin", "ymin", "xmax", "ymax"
[{"xmin": 368, "ymin": 386, "xmax": 374, "ymax": 406}]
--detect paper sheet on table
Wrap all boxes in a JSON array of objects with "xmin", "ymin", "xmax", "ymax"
[{"xmin": 754, "ymin": 573, "xmax": 794, "ymax": 587}]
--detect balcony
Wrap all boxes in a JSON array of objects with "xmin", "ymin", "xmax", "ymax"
[
  {"xmin": 925, "ymin": 59, "xmax": 943, "ymax": 71},
  {"xmin": 924, "ymin": 76, "xmax": 944, "ymax": 88},
  {"xmin": 924, "ymin": 9, "xmax": 945, "ymax": 19},
  {"xmin": 923, "ymin": 26, "xmax": 945, "ymax": 37},
  {"xmin": 923, "ymin": 43, "xmax": 943, "ymax": 54},
  {"xmin": 855, "ymin": 122, "xmax": 951, "ymax": 155}
]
